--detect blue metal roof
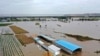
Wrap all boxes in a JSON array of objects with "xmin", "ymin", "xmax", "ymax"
[{"xmin": 55, "ymin": 40, "xmax": 81, "ymax": 52}]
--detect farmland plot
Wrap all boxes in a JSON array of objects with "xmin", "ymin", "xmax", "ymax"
[{"xmin": 0, "ymin": 35, "xmax": 24, "ymax": 56}]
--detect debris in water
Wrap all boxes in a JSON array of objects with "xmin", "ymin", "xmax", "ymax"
[
  {"xmin": 35, "ymin": 22, "xmax": 40, "ymax": 25},
  {"xmin": 57, "ymin": 24, "xmax": 61, "ymax": 27},
  {"xmin": 64, "ymin": 33, "xmax": 100, "ymax": 41},
  {"xmin": 54, "ymin": 31, "xmax": 100, "ymax": 41},
  {"xmin": 94, "ymin": 50, "xmax": 100, "ymax": 54}
]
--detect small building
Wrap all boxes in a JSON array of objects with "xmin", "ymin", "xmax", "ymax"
[
  {"xmin": 48, "ymin": 45, "xmax": 61, "ymax": 56},
  {"xmin": 55, "ymin": 40, "xmax": 82, "ymax": 54},
  {"xmin": 34, "ymin": 37, "xmax": 44, "ymax": 45},
  {"xmin": 33, "ymin": 37, "xmax": 48, "ymax": 50}
]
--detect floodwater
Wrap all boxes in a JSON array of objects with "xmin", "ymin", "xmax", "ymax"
[
  {"xmin": 0, "ymin": 26, "xmax": 43, "ymax": 56},
  {"xmin": 1, "ymin": 21, "xmax": 100, "ymax": 56}
]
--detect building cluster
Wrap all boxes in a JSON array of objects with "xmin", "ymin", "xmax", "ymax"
[
  {"xmin": 0, "ymin": 13, "xmax": 100, "ymax": 22},
  {"xmin": 0, "ymin": 17, "xmax": 58, "ymax": 22},
  {"xmin": 33, "ymin": 34, "xmax": 82, "ymax": 56}
]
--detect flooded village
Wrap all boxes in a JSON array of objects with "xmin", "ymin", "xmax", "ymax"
[
  {"xmin": 1, "ymin": 0, "xmax": 100, "ymax": 56},
  {"xmin": 0, "ymin": 14, "xmax": 100, "ymax": 56}
]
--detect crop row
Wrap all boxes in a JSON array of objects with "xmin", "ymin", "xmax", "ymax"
[{"xmin": 0, "ymin": 35, "xmax": 24, "ymax": 56}]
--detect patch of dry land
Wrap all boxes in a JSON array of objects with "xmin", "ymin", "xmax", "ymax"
[
  {"xmin": 9, "ymin": 25, "xmax": 28, "ymax": 34},
  {"xmin": 9, "ymin": 25, "xmax": 34, "ymax": 46},
  {"xmin": 15, "ymin": 34, "xmax": 34, "ymax": 46}
]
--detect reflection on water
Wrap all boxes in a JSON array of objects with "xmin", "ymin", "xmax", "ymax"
[{"xmin": 0, "ymin": 21, "xmax": 100, "ymax": 56}]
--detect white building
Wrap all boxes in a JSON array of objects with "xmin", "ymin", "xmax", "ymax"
[
  {"xmin": 48, "ymin": 45, "xmax": 60, "ymax": 56},
  {"xmin": 17, "ymin": 18, "xmax": 31, "ymax": 21}
]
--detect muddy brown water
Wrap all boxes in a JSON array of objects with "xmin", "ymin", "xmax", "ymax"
[{"xmin": 0, "ymin": 21, "xmax": 100, "ymax": 56}]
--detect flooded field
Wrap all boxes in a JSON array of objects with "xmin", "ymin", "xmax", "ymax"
[
  {"xmin": 0, "ymin": 21, "xmax": 100, "ymax": 56},
  {"xmin": 0, "ymin": 25, "xmax": 43, "ymax": 56}
]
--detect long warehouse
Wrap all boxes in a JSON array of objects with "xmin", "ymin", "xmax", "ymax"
[{"xmin": 55, "ymin": 40, "xmax": 82, "ymax": 54}]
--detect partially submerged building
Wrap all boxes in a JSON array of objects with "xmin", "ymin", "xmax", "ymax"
[
  {"xmin": 33, "ymin": 37, "xmax": 48, "ymax": 50},
  {"xmin": 34, "ymin": 37, "xmax": 61, "ymax": 56},
  {"xmin": 54, "ymin": 40, "xmax": 82, "ymax": 54},
  {"xmin": 38, "ymin": 34, "xmax": 55, "ymax": 42},
  {"xmin": 48, "ymin": 45, "xmax": 61, "ymax": 56},
  {"xmin": 35, "ymin": 35, "xmax": 82, "ymax": 55}
]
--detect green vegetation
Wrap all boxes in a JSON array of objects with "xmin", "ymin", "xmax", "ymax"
[
  {"xmin": 78, "ymin": 18, "xmax": 100, "ymax": 21},
  {"xmin": 0, "ymin": 23, "xmax": 12, "ymax": 26},
  {"xmin": 58, "ymin": 17, "xmax": 66, "ymax": 19},
  {"xmin": 10, "ymin": 18, "xmax": 21, "ymax": 21},
  {"xmin": 35, "ymin": 22, "xmax": 40, "ymax": 25}
]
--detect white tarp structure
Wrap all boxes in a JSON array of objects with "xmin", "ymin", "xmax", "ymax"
[
  {"xmin": 48, "ymin": 45, "xmax": 60, "ymax": 56},
  {"xmin": 34, "ymin": 37, "xmax": 44, "ymax": 45},
  {"xmin": 38, "ymin": 40, "xmax": 44, "ymax": 45}
]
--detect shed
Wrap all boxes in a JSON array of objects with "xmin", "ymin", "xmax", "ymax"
[
  {"xmin": 48, "ymin": 45, "xmax": 61, "ymax": 56},
  {"xmin": 55, "ymin": 40, "xmax": 82, "ymax": 54},
  {"xmin": 33, "ymin": 37, "xmax": 48, "ymax": 50},
  {"xmin": 34, "ymin": 37, "xmax": 44, "ymax": 44}
]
